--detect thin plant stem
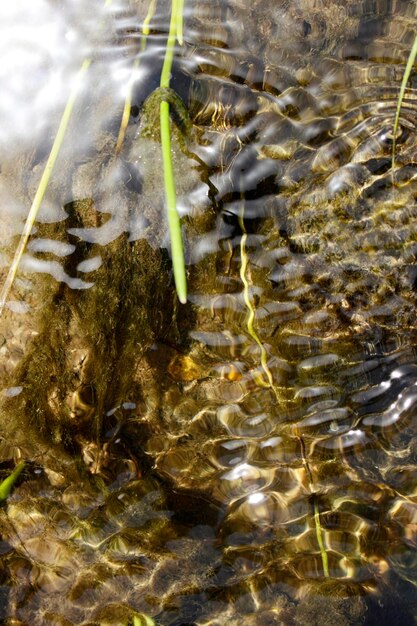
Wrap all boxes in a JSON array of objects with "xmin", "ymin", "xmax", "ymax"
[
  {"xmin": 159, "ymin": 0, "xmax": 187, "ymax": 303},
  {"xmin": 0, "ymin": 0, "xmax": 113, "ymax": 315},
  {"xmin": 313, "ymin": 497, "xmax": 330, "ymax": 578},
  {"xmin": 238, "ymin": 206, "xmax": 277, "ymax": 397},
  {"xmin": 115, "ymin": 0, "xmax": 158, "ymax": 154},
  {"xmin": 239, "ymin": 195, "xmax": 329, "ymax": 576},
  {"xmin": 160, "ymin": 99, "xmax": 187, "ymax": 304},
  {"xmin": 296, "ymin": 430, "xmax": 330, "ymax": 578},
  {"xmin": 392, "ymin": 34, "xmax": 417, "ymax": 168},
  {"xmin": 160, "ymin": 0, "xmax": 178, "ymax": 90},
  {"xmin": 132, "ymin": 615, "xmax": 155, "ymax": 626},
  {"xmin": 176, "ymin": 0, "xmax": 184, "ymax": 46},
  {"xmin": 0, "ymin": 59, "xmax": 91, "ymax": 315},
  {"xmin": 0, "ymin": 461, "xmax": 25, "ymax": 502}
]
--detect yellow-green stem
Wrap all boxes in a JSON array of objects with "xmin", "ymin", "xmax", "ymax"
[
  {"xmin": 297, "ymin": 431, "xmax": 329, "ymax": 578},
  {"xmin": 160, "ymin": 0, "xmax": 178, "ymax": 89},
  {"xmin": 0, "ymin": 0, "xmax": 112, "ymax": 315},
  {"xmin": 392, "ymin": 35, "xmax": 417, "ymax": 168},
  {"xmin": 159, "ymin": 0, "xmax": 187, "ymax": 303},
  {"xmin": 176, "ymin": 0, "xmax": 184, "ymax": 45},
  {"xmin": 160, "ymin": 99, "xmax": 187, "ymax": 303},
  {"xmin": 238, "ymin": 208, "xmax": 276, "ymax": 395},
  {"xmin": 115, "ymin": 0, "xmax": 158, "ymax": 154},
  {"xmin": 0, "ymin": 59, "xmax": 91, "ymax": 315},
  {"xmin": 132, "ymin": 615, "xmax": 155, "ymax": 626},
  {"xmin": 0, "ymin": 461, "xmax": 25, "ymax": 502},
  {"xmin": 313, "ymin": 497, "xmax": 330, "ymax": 578}
]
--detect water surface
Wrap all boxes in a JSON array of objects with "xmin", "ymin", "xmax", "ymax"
[{"xmin": 0, "ymin": 0, "xmax": 417, "ymax": 624}]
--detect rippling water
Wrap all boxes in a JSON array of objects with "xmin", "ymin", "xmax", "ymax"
[{"xmin": 1, "ymin": 0, "xmax": 417, "ymax": 624}]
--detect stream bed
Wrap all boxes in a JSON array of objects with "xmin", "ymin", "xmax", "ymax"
[{"xmin": 0, "ymin": 0, "xmax": 417, "ymax": 624}]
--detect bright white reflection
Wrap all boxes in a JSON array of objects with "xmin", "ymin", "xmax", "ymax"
[
  {"xmin": 0, "ymin": 0, "xmax": 110, "ymax": 149},
  {"xmin": 21, "ymin": 255, "xmax": 94, "ymax": 290},
  {"xmin": 65, "ymin": 29, "xmax": 77, "ymax": 43},
  {"xmin": 0, "ymin": 1, "xmax": 68, "ymax": 146},
  {"xmin": 223, "ymin": 462, "xmax": 252, "ymax": 481},
  {"xmin": 401, "ymin": 394, "xmax": 417, "ymax": 412},
  {"xmin": 247, "ymin": 492, "xmax": 266, "ymax": 505}
]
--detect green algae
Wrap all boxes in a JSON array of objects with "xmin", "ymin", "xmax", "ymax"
[{"xmin": 0, "ymin": 199, "xmax": 175, "ymax": 479}]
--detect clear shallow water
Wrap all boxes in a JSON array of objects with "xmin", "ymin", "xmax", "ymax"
[{"xmin": 1, "ymin": 0, "xmax": 417, "ymax": 624}]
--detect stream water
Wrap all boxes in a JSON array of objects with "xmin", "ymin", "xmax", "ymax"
[{"xmin": 0, "ymin": 0, "xmax": 417, "ymax": 624}]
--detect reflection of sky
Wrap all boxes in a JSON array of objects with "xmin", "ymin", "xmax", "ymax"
[
  {"xmin": 0, "ymin": 1, "xmax": 72, "ymax": 147},
  {"xmin": 223, "ymin": 462, "xmax": 253, "ymax": 481},
  {"xmin": 247, "ymin": 491, "xmax": 266, "ymax": 505},
  {"xmin": 0, "ymin": 0, "xmax": 116, "ymax": 151}
]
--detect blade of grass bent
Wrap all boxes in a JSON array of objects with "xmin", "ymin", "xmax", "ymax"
[
  {"xmin": 392, "ymin": 34, "xmax": 417, "ymax": 168},
  {"xmin": 159, "ymin": 0, "xmax": 187, "ymax": 303},
  {"xmin": 0, "ymin": 461, "xmax": 25, "ymax": 502},
  {"xmin": 0, "ymin": 58, "xmax": 92, "ymax": 315},
  {"xmin": 115, "ymin": 0, "xmax": 158, "ymax": 154}
]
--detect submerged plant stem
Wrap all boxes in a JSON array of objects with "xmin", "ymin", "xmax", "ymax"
[
  {"xmin": 176, "ymin": 0, "xmax": 184, "ymax": 46},
  {"xmin": 238, "ymin": 208, "xmax": 277, "ymax": 396},
  {"xmin": 159, "ymin": 0, "xmax": 187, "ymax": 304},
  {"xmin": 160, "ymin": 0, "xmax": 178, "ymax": 90},
  {"xmin": 115, "ymin": 0, "xmax": 158, "ymax": 154},
  {"xmin": 313, "ymin": 496, "xmax": 330, "ymax": 578},
  {"xmin": 297, "ymin": 431, "xmax": 330, "ymax": 578},
  {"xmin": 392, "ymin": 35, "xmax": 417, "ymax": 168},
  {"xmin": 0, "ymin": 461, "xmax": 25, "ymax": 502},
  {"xmin": 160, "ymin": 100, "xmax": 187, "ymax": 304},
  {"xmin": 0, "ymin": 0, "xmax": 113, "ymax": 315},
  {"xmin": 0, "ymin": 59, "xmax": 91, "ymax": 315}
]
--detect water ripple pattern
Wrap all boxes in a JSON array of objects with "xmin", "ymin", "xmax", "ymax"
[{"xmin": 0, "ymin": 0, "xmax": 417, "ymax": 624}]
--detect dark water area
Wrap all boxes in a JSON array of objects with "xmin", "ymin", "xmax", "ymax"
[{"xmin": 0, "ymin": 0, "xmax": 417, "ymax": 624}]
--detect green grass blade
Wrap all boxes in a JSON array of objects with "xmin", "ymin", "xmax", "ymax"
[
  {"xmin": 115, "ymin": 0, "xmax": 158, "ymax": 154},
  {"xmin": 0, "ymin": 461, "xmax": 25, "ymax": 502},
  {"xmin": 0, "ymin": 0, "xmax": 113, "ymax": 315},
  {"xmin": 392, "ymin": 34, "xmax": 417, "ymax": 168},
  {"xmin": 132, "ymin": 615, "xmax": 155, "ymax": 626},
  {"xmin": 176, "ymin": 0, "xmax": 184, "ymax": 46},
  {"xmin": 116, "ymin": 60, "xmax": 139, "ymax": 154},
  {"xmin": 313, "ymin": 497, "xmax": 330, "ymax": 578},
  {"xmin": 160, "ymin": 0, "xmax": 187, "ymax": 303},
  {"xmin": 238, "ymin": 207, "xmax": 277, "ymax": 396},
  {"xmin": 0, "ymin": 59, "xmax": 92, "ymax": 315},
  {"xmin": 160, "ymin": 100, "xmax": 187, "ymax": 303},
  {"xmin": 142, "ymin": 0, "xmax": 158, "ymax": 38},
  {"xmin": 160, "ymin": 0, "xmax": 178, "ymax": 90}
]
